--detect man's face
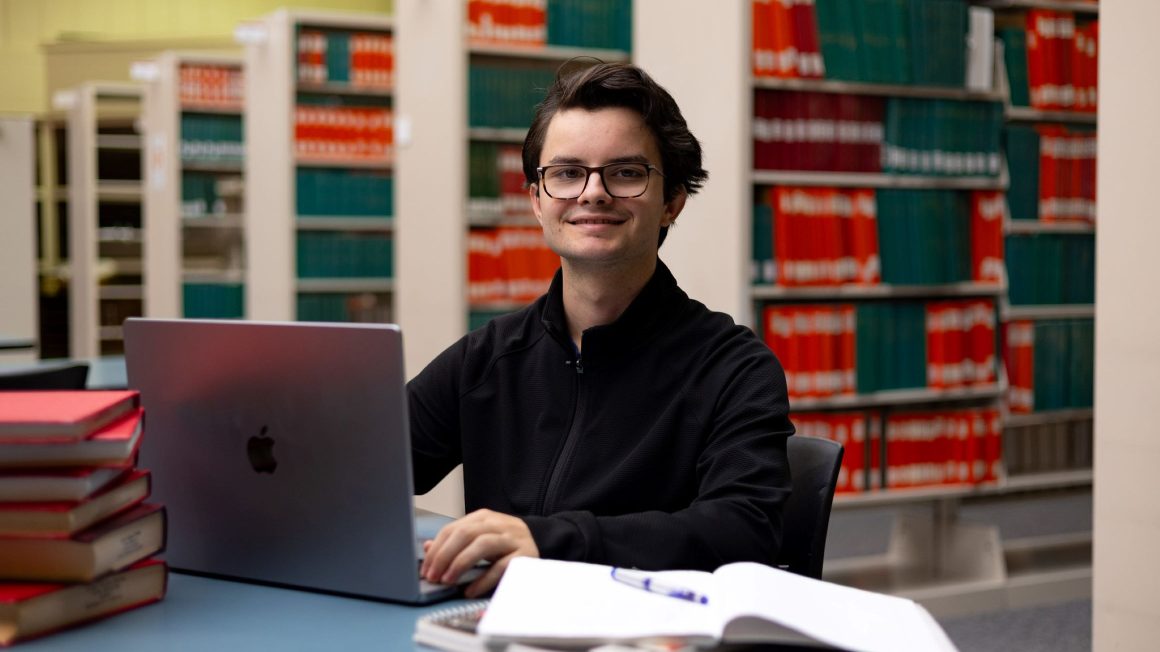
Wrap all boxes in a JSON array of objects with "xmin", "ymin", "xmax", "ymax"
[{"xmin": 530, "ymin": 107, "xmax": 685, "ymax": 272}]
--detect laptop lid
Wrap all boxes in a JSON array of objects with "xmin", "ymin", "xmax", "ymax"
[{"xmin": 124, "ymin": 318, "xmax": 458, "ymax": 604}]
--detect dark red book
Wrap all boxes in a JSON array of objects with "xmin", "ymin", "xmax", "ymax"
[
  {"xmin": 0, "ymin": 470, "xmax": 150, "ymax": 537},
  {"xmin": 0, "ymin": 503, "xmax": 166, "ymax": 582},
  {"xmin": 0, "ymin": 408, "xmax": 144, "ymax": 469},
  {"xmin": 0, "ymin": 560, "xmax": 167, "ymax": 647},
  {"xmin": 0, "ymin": 464, "xmax": 131, "ymax": 502},
  {"xmin": 0, "ymin": 390, "xmax": 138, "ymax": 442}
]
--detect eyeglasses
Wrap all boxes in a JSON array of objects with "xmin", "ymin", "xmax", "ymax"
[{"xmin": 536, "ymin": 163, "xmax": 664, "ymax": 199}]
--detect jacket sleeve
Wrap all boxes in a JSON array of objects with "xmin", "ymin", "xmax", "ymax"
[
  {"xmin": 522, "ymin": 349, "xmax": 795, "ymax": 571},
  {"xmin": 407, "ymin": 336, "xmax": 468, "ymax": 495}
]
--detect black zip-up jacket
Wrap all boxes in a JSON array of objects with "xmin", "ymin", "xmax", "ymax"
[{"xmin": 408, "ymin": 260, "xmax": 794, "ymax": 571}]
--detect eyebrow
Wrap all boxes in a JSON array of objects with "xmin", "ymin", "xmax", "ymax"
[{"xmin": 544, "ymin": 154, "xmax": 653, "ymax": 166}]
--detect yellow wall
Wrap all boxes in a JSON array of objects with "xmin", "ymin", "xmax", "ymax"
[{"xmin": 0, "ymin": 0, "xmax": 394, "ymax": 114}]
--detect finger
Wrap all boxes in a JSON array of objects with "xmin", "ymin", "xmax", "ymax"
[
  {"xmin": 441, "ymin": 532, "xmax": 512, "ymax": 584},
  {"xmin": 423, "ymin": 516, "xmax": 491, "ymax": 582}
]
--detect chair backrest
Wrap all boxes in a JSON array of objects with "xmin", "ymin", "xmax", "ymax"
[
  {"xmin": 0, "ymin": 363, "xmax": 90, "ymax": 390},
  {"xmin": 776, "ymin": 435, "xmax": 844, "ymax": 579}
]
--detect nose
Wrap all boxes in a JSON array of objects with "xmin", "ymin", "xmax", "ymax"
[{"xmin": 578, "ymin": 169, "xmax": 611, "ymax": 204}]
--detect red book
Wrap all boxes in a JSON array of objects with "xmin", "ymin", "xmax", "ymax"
[
  {"xmin": 1037, "ymin": 125, "xmax": 1062, "ymax": 221},
  {"xmin": 0, "ymin": 464, "xmax": 131, "ymax": 502},
  {"xmin": 763, "ymin": 306, "xmax": 798, "ymax": 397},
  {"xmin": 985, "ymin": 409, "xmax": 1003, "ymax": 483},
  {"xmin": 970, "ymin": 191, "xmax": 1006, "ymax": 283},
  {"xmin": 1087, "ymin": 21, "xmax": 1099, "ymax": 113},
  {"xmin": 770, "ymin": 0, "xmax": 796, "ymax": 77},
  {"xmin": 926, "ymin": 302, "xmax": 947, "ymax": 389},
  {"xmin": 0, "ymin": 470, "xmax": 149, "ymax": 538},
  {"xmin": 0, "ymin": 390, "xmax": 138, "ymax": 441},
  {"xmin": 753, "ymin": 0, "xmax": 773, "ymax": 78},
  {"xmin": 0, "ymin": 503, "xmax": 165, "ymax": 582},
  {"xmin": 838, "ymin": 305, "xmax": 857, "ymax": 395},
  {"xmin": 0, "ymin": 560, "xmax": 167, "ymax": 647},
  {"xmin": 968, "ymin": 300, "xmax": 997, "ymax": 385},
  {"xmin": 1056, "ymin": 12, "xmax": 1076, "ymax": 110},
  {"xmin": 1026, "ymin": 10, "xmax": 1049, "ymax": 109},
  {"xmin": 796, "ymin": 0, "xmax": 825, "ymax": 78},
  {"xmin": 0, "ymin": 408, "xmax": 144, "ymax": 469}
]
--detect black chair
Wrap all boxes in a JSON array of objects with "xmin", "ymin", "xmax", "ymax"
[
  {"xmin": 0, "ymin": 363, "xmax": 90, "ymax": 390},
  {"xmin": 776, "ymin": 435, "xmax": 844, "ymax": 579}
]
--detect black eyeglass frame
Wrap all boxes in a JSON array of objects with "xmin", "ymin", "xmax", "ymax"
[{"xmin": 535, "ymin": 163, "xmax": 665, "ymax": 199}]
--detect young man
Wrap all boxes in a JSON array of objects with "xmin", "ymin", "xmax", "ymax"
[{"xmin": 410, "ymin": 63, "xmax": 793, "ymax": 598}]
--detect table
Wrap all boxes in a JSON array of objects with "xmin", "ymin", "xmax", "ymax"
[
  {"xmin": 0, "ymin": 355, "xmax": 127, "ymax": 389},
  {"xmin": 20, "ymin": 572, "xmax": 457, "ymax": 651}
]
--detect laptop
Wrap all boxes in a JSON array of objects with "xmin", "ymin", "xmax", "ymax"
[{"xmin": 123, "ymin": 318, "xmax": 475, "ymax": 604}]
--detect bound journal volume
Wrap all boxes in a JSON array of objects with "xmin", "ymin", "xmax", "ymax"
[{"xmin": 477, "ymin": 558, "xmax": 958, "ymax": 652}]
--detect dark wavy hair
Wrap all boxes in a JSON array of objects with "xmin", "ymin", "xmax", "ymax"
[{"xmin": 522, "ymin": 62, "xmax": 708, "ymax": 246}]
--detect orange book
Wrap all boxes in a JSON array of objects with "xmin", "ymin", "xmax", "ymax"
[
  {"xmin": 0, "ymin": 560, "xmax": 167, "ymax": 647},
  {"xmin": 0, "ymin": 470, "xmax": 149, "ymax": 538},
  {"xmin": 0, "ymin": 408, "xmax": 144, "ymax": 469},
  {"xmin": 752, "ymin": 0, "xmax": 773, "ymax": 78},
  {"xmin": 770, "ymin": 0, "xmax": 796, "ymax": 78},
  {"xmin": 0, "ymin": 391, "xmax": 138, "ymax": 442}
]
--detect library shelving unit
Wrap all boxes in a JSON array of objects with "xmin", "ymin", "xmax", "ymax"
[
  {"xmin": 237, "ymin": 9, "xmax": 396, "ymax": 324},
  {"xmin": 52, "ymin": 82, "xmax": 144, "ymax": 358},
  {"xmin": 637, "ymin": 0, "xmax": 1094, "ymax": 614},
  {"xmin": 32, "ymin": 115, "xmax": 70, "ymax": 359},
  {"xmin": 136, "ymin": 52, "xmax": 247, "ymax": 321},
  {"xmin": 462, "ymin": 1, "xmax": 632, "ymax": 330},
  {"xmin": 990, "ymin": 0, "xmax": 1098, "ymax": 591},
  {"xmin": 0, "ymin": 116, "xmax": 38, "ymax": 362}
]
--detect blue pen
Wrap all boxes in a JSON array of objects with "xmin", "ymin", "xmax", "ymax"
[{"xmin": 610, "ymin": 567, "xmax": 710, "ymax": 605}]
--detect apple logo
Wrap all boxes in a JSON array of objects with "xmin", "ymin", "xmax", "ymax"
[{"xmin": 247, "ymin": 425, "xmax": 277, "ymax": 474}]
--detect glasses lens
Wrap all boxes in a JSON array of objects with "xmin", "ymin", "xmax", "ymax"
[{"xmin": 541, "ymin": 164, "xmax": 651, "ymax": 199}]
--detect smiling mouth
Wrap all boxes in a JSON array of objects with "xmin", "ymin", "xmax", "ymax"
[{"xmin": 567, "ymin": 215, "xmax": 627, "ymax": 225}]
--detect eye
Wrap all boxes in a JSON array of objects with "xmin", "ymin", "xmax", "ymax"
[
  {"xmin": 548, "ymin": 166, "xmax": 585, "ymax": 180},
  {"xmin": 607, "ymin": 164, "xmax": 646, "ymax": 179}
]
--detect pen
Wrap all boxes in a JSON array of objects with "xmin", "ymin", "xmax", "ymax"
[{"xmin": 610, "ymin": 567, "xmax": 709, "ymax": 605}]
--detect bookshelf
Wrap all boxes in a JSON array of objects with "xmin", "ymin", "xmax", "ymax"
[
  {"xmin": 52, "ymin": 82, "xmax": 144, "ymax": 358},
  {"xmin": 136, "ymin": 52, "xmax": 246, "ymax": 321},
  {"xmin": 462, "ymin": 0, "xmax": 632, "ymax": 328},
  {"xmin": 992, "ymin": 0, "xmax": 1098, "ymax": 492},
  {"xmin": 0, "ymin": 116, "xmax": 38, "ymax": 362},
  {"xmin": 238, "ymin": 8, "xmax": 395, "ymax": 324}
]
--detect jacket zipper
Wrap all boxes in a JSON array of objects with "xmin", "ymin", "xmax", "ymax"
[{"xmin": 540, "ymin": 354, "xmax": 584, "ymax": 514}]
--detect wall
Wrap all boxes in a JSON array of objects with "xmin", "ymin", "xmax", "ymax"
[
  {"xmin": 0, "ymin": 0, "xmax": 393, "ymax": 114},
  {"xmin": 1093, "ymin": 1, "xmax": 1160, "ymax": 650}
]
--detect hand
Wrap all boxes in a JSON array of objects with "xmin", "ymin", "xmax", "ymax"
[{"xmin": 420, "ymin": 508, "xmax": 539, "ymax": 598}]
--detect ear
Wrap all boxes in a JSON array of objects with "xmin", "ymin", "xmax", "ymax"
[
  {"xmin": 529, "ymin": 182, "xmax": 544, "ymax": 226},
  {"xmin": 661, "ymin": 187, "xmax": 688, "ymax": 227}
]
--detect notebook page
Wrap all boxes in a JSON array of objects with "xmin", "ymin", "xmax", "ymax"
[{"xmin": 479, "ymin": 558, "xmax": 721, "ymax": 644}]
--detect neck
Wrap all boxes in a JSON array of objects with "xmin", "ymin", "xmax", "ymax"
[{"xmin": 560, "ymin": 258, "xmax": 657, "ymax": 351}]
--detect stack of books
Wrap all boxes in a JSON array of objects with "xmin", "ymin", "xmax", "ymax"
[{"xmin": 0, "ymin": 390, "xmax": 167, "ymax": 646}]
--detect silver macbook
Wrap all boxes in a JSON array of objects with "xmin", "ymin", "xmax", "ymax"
[{"xmin": 123, "ymin": 318, "xmax": 472, "ymax": 604}]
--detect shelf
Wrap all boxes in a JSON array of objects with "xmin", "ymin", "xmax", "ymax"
[
  {"xmin": 96, "ymin": 227, "xmax": 143, "ymax": 244},
  {"xmin": 98, "ymin": 325, "xmax": 124, "ymax": 341},
  {"xmin": 1005, "ymin": 219, "xmax": 1095, "ymax": 235},
  {"xmin": 468, "ymin": 42, "xmax": 630, "ymax": 63},
  {"xmin": 296, "ymin": 217, "xmax": 394, "ymax": 231},
  {"xmin": 1006, "ymin": 408, "xmax": 1094, "ymax": 428},
  {"xmin": 110, "ymin": 258, "xmax": 143, "ymax": 275},
  {"xmin": 1005, "ymin": 106, "xmax": 1098, "ymax": 124},
  {"xmin": 181, "ymin": 159, "xmax": 244, "ymax": 173},
  {"xmin": 1000, "ymin": 469, "xmax": 1093, "ymax": 492},
  {"xmin": 184, "ymin": 269, "xmax": 245, "ymax": 285},
  {"xmin": 96, "ymin": 181, "xmax": 143, "ymax": 202},
  {"xmin": 96, "ymin": 134, "xmax": 142, "ymax": 150},
  {"xmin": 295, "ymin": 278, "xmax": 394, "ymax": 293},
  {"xmin": 752, "ymin": 170, "xmax": 1006, "ymax": 190},
  {"xmin": 791, "ymin": 383, "xmax": 1004, "ymax": 411},
  {"xmin": 754, "ymin": 77, "xmax": 1003, "ymax": 102},
  {"xmin": 296, "ymin": 81, "xmax": 392, "ymax": 97},
  {"xmin": 1003, "ymin": 304, "xmax": 1094, "ymax": 320},
  {"xmin": 183, "ymin": 214, "xmax": 244, "ymax": 228},
  {"xmin": 468, "ymin": 126, "xmax": 527, "ymax": 143},
  {"xmin": 295, "ymin": 158, "xmax": 392, "ymax": 170},
  {"xmin": 181, "ymin": 103, "xmax": 243, "ymax": 115},
  {"xmin": 99, "ymin": 285, "xmax": 143, "ymax": 301},
  {"xmin": 977, "ymin": 0, "xmax": 1099, "ymax": 15},
  {"xmin": 833, "ymin": 469, "xmax": 1092, "ymax": 509},
  {"xmin": 752, "ymin": 282, "xmax": 1005, "ymax": 301}
]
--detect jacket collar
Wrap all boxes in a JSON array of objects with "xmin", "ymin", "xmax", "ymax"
[{"xmin": 539, "ymin": 259, "xmax": 687, "ymax": 360}]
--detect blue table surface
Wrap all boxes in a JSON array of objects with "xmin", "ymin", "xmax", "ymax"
[
  {"xmin": 0, "ymin": 356, "xmax": 127, "ymax": 390},
  {"xmin": 19, "ymin": 572, "xmax": 460, "ymax": 651}
]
